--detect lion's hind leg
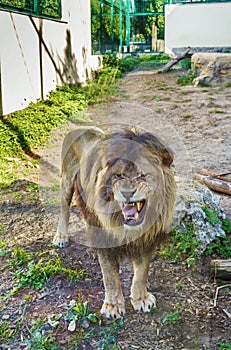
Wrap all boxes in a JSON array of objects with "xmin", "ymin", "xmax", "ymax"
[
  {"xmin": 130, "ymin": 255, "xmax": 156, "ymax": 313},
  {"xmin": 98, "ymin": 251, "xmax": 125, "ymax": 319}
]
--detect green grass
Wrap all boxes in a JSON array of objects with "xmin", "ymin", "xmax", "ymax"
[
  {"xmin": 2, "ymin": 247, "xmax": 84, "ymax": 297},
  {"xmin": 158, "ymin": 224, "xmax": 200, "ymax": 266},
  {"xmin": 177, "ymin": 69, "xmax": 198, "ymax": 86}
]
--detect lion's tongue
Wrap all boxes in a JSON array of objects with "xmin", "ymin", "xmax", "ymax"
[{"xmin": 122, "ymin": 204, "xmax": 137, "ymax": 218}]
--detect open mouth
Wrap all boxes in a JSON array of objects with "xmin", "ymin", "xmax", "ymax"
[{"xmin": 121, "ymin": 200, "xmax": 146, "ymax": 226}]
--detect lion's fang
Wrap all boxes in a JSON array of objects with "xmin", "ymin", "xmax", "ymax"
[{"xmin": 137, "ymin": 201, "xmax": 142, "ymax": 212}]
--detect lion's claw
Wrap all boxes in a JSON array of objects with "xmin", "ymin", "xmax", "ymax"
[
  {"xmin": 131, "ymin": 292, "xmax": 156, "ymax": 313},
  {"xmin": 100, "ymin": 302, "xmax": 125, "ymax": 319},
  {"xmin": 53, "ymin": 233, "xmax": 69, "ymax": 248}
]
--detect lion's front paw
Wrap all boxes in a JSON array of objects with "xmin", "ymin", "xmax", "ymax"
[
  {"xmin": 131, "ymin": 292, "xmax": 156, "ymax": 313},
  {"xmin": 100, "ymin": 302, "xmax": 125, "ymax": 319},
  {"xmin": 53, "ymin": 232, "xmax": 69, "ymax": 248}
]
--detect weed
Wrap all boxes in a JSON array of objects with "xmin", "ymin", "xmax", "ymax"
[
  {"xmin": 204, "ymin": 235, "xmax": 231, "ymax": 259},
  {"xmin": 177, "ymin": 69, "xmax": 198, "ymax": 86},
  {"xmin": 158, "ymin": 224, "xmax": 200, "ymax": 265},
  {"xmin": 210, "ymin": 109, "xmax": 225, "ymax": 114},
  {"xmin": 0, "ymin": 320, "xmax": 15, "ymax": 342},
  {"xmin": 179, "ymin": 57, "xmax": 191, "ymax": 70},
  {"xmin": 13, "ymin": 256, "xmax": 84, "ymax": 291},
  {"xmin": 9, "ymin": 247, "xmax": 33, "ymax": 268},
  {"xmin": 97, "ymin": 317, "xmax": 124, "ymax": 350},
  {"xmin": 2, "ymin": 249, "xmax": 84, "ymax": 296},
  {"xmin": 0, "ymin": 239, "xmax": 8, "ymax": 256},
  {"xmin": 162, "ymin": 311, "xmax": 181, "ymax": 324},
  {"xmin": 66, "ymin": 297, "xmax": 101, "ymax": 332},
  {"xmin": 25, "ymin": 317, "xmax": 59, "ymax": 350},
  {"xmin": 219, "ymin": 342, "xmax": 231, "ymax": 350},
  {"xmin": 202, "ymin": 206, "xmax": 231, "ymax": 234}
]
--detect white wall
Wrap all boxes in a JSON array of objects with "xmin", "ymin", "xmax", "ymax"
[
  {"xmin": 165, "ymin": 3, "xmax": 231, "ymax": 56},
  {"xmin": 0, "ymin": 0, "xmax": 101, "ymax": 116}
]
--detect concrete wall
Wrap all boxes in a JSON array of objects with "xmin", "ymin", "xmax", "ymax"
[
  {"xmin": 165, "ymin": 3, "xmax": 231, "ymax": 56},
  {"xmin": 0, "ymin": 0, "xmax": 101, "ymax": 116}
]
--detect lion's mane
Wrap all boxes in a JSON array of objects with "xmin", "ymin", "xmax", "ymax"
[{"xmin": 74, "ymin": 128, "xmax": 176, "ymax": 253}]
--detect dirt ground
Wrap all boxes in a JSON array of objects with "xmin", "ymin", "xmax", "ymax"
[{"xmin": 0, "ymin": 66, "xmax": 231, "ymax": 349}]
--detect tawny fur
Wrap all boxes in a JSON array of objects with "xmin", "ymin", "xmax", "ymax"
[{"xmin": 53, "ymin": 126, "xmax": 177, "ymax": 319}]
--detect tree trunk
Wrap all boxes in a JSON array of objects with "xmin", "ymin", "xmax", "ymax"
[
  {"xmin": 161, "ymin": 47, "xmax": 192, "ymax": 73},
  {"xmin": 193, "ymin": 174, "xmax": 231, "ymax": 196},
  {"xmin": 210, "ymin": 259, "xmax": 231, "ymax": 280}
]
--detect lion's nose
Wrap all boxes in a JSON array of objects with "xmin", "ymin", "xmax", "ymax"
[{"xmin": 121, "ymin": 190, "xmax": 136, "ymax": 202}]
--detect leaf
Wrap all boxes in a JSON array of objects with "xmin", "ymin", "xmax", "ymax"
[{"xmin": 68, "ymin": 319, "xmax": 76, "ymax": 332}]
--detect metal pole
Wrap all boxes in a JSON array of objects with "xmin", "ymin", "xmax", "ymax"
[
  {"xmin": 111, "ymin": 0, "xmax": 114, "ymax": 51},
  {"xmin": 100, "ymin": 0, "xmax": 103, "ymax": 53},
  {"xmin": 126, "ymin": 0, "xmax": 130, "ymax": 53},
  {"xmin": 119, "ymin": 0, "xmax": 123, "ymax": 53}
]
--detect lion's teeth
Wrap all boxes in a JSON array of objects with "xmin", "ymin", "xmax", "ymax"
[
  {"xmin": 137, "ymin": 201, "xmax": 142, "ymax": 211},
  {"xmin": 135, "ymin": 212, "xmax": 139, "ymax": 220}
]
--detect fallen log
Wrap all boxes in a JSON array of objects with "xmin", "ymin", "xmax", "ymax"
[
  {"xmin": 193, "ymin": 174, "xmax": 231, "ymax": 196},
  {"xmin": 210, "ymin": 259, "xmax": 231, "ymax": 280},
  {"xmin": 161, "ymin": 47, "xmax": 192, "ymax": 73}
]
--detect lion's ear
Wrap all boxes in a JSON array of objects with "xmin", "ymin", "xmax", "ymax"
[
  {"xmin": 161, "ymin": 148, "xmax": 174, "ymax": 167},
  {"xmin": 137, "ymin": 132, "xmax": 174, "ymax": 168}
]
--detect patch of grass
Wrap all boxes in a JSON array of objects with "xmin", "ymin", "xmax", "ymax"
[
  {"xmin": 177, "ymin": 69, "xmax": 198, "ymax": 86},
  {"xmin": 201, "ymin": 207, "xmax": 231, "ymax": 258},
  {"xmin": 158, "ymin": 224, "xmax": 200, "ymax": 265},
  {"xmin": 1, "ymin": 248, "xmax": 84, "ymax": 296},
  {"xmin": 12, "ymin": 255, "xmax": 84, "ymax": 291},
  {"xmin": 204, "ymin": 235, "xmax": 231, "ymax": 259},
  {"xmin": 162, "ymin": 311, "xmax": 181, "ymax": 324},
  {"xmin": 0, "ymin": 320, "xmax": 15, "ymax": 343},
  {"xmin": 179, "ymin": 57, "xmax": 191, "ymax": 70},
  {"xmin": 66, "ymin": 297, "xmax": 124, "ymax": 349},
  {"xmin": 210, "ymin": 109, "xmax": 225, "ymax": 114},
  {"xmin": 202, "ymin": 206, "xmax": 231, "ymax": 234},
  {"xmin": 66, "ymin": 297, "xmax": 101, "ymax": 332},
  {"xmin": 26, "ymin": 317, "xmax": 60, "ymax": 350},
  {"xmin": 220, "ymin": 342, "xmax": 231, "ymax": 350}
]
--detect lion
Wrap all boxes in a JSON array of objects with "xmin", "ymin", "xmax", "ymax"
[{"xmin": 53, "ymin": 126, "xmax": 176, "ymax": 319}]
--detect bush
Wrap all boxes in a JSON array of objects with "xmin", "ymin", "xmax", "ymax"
[{"xmin": 177, "ymin": 69, "xmax": 198, "ymax": 86}]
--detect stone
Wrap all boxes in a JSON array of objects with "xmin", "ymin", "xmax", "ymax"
[
  {"xmin": 191, "ymin": 52, "xmax": 231, "ymax": 86},
  {"xmin": 173, "ymin": 177, "xmax": 228, "ymax": 253}
]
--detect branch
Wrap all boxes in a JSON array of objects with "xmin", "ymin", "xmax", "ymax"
[{"xmin": 161, "ymin": 47, "xmax": 192, "ymax": 73}]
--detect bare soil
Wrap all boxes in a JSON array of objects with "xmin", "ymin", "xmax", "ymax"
[{"xmin": 0, "ymin": 67, "xmax": 230, "ymax": 349}]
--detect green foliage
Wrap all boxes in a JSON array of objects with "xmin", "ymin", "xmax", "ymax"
[
  {"xmin": 66, "ymin": 297, "xmax": 101, "ymax": 332},
  {"xmin": 204, "ymin": 235, "xmax": 231, "ymax": 259},
  {"xmin": 202, "ymin": 206, "xmax": 231, "ymax": 258},
  {"xmin": 9, "ymin": 247, "xmax": 33, "ymax": 268},
  {"xmin": 0, "ymin": 320, "xmax": 14, "ymax": 342},
  {"xmin": 1, "ymin": 248, "xmax": 84, "ymax": 294},
  {"xmin": 13, "ymin": 256, "xmax": 84, "ymax": 290},
  {"xmin": 180, "ymin": 58, "xmax": 191, "ymax": 70},
  {"xmin": 162, "ymin": 311, "xmax": 181, "ymax": 324},
  {"xmin": 26, "ymin": 317, "xmax": 60, "ymax": 350},
  {"xmin": 158, "ymin": 224, "xmax": 200, "ymax": 265},
  {"xmin": 220, "ymin": 342, "xmax": 231, "ymax": 350},
  {"xmin": 96, "ymin": 317, "xmax": 124, "ymax": 350},
  {"xmin": 177, "ymin": 69, "xmax": 198, "ymax": 86},
  {"xmin": 202, "ymin": 206, "xmax": 221, "ymax": 225}
]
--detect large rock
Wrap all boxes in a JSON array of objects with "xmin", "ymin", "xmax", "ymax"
[
  {"xmin": 191, "ymin": 52, "xmax": 231, "ymax": 86},
  {"xmin": 173, "ymin": 177, "xmax": 228, "ymax": 254}
]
